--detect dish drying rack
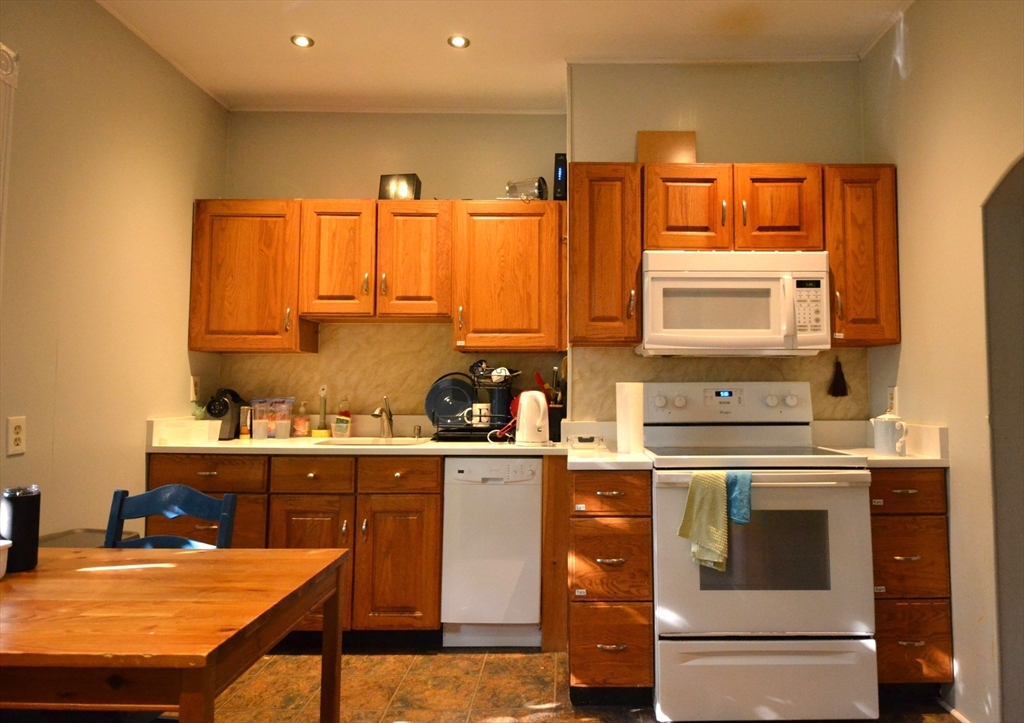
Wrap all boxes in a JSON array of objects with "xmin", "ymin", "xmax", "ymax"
[{"xmin": 431, "ymin": 368, "xmax": 521, "ymax": 441}]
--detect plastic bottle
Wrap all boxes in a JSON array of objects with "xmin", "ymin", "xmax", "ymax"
[
  {"xmin": 333, "ymin": 397, "xmax": 352, "ymax": 438},
  {"xmin": 293, "ymin": 401, "xmax": 311, "ymax": 437}
]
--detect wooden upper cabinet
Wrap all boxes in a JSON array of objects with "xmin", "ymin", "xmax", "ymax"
[
  {"xmin": 189, "ymin": 199, "xmax": 316, "ymax": 352},
  {"xmin": 376, "ymin": 201, "xmax": 453, "ymax": 318},
  {"xmin": 453, "ymin": 200, "xmax": 564, "ymax": 351},
  {"xmin": 825, "ymin": 165, "xmax": 901, "ymax": 346},
  {"xmin": 734, "ymin": 163, "xmax": 824, "ymax": 250},
  {"xmin": 299, "ymin": 199, "xmax": 377, "ymax": 319},
  {"xmin": 644, "ymin": 163, "xmax": 733, "ymax": 250},
  {"xmin": 569, "ymin": 163, "xmax": 643, "ymax": 345}
]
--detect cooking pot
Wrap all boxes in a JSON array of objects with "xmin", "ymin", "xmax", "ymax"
[
  {"xmin": 871, "ymin": 410, "xmax": 907, "ymax": 456},
  {"xmin": 515, "ymin": 391, "xmax": 549, "ymax": 446}
]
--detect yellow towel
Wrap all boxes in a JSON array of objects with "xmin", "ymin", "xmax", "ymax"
[{"xmin": 678, "ymin": 471, "xmax": 728, "ymax": 571}]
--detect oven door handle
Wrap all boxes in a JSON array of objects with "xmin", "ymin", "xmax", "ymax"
[{"xmin": 655, "ymin": 470, "xmax": 872, "ymax": 488}]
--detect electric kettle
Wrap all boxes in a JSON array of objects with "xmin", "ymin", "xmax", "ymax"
[
  {"xmin": 515, "ymin": 391, "xmax": 550, "ymax": 446},
  {"xmin": 871, "ymin": 409, "xmax": 908, "ymax": 456}
]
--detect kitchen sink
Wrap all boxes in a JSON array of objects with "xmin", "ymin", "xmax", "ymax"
[{"xmin": 315, "ymin": 437, "xmax": 431, "ymax": 446}]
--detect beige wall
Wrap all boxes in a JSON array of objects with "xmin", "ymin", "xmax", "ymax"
[
  {"xmin": 860, "ymin": 2, "xmax": 1024, "ymax": 720},
  {"xmin": 0, "ymin": 0, "xmax": 228, "ymax": 535},
  {"xmin": 567, "ymin": 61, "xmax": 867, "ymax": 419}
]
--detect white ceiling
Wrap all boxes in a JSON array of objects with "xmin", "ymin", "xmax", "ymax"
[{"xmin": 97, "ymin": 0, "xmax": 913, "ymax": 114}]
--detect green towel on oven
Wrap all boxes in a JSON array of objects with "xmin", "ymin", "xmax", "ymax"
[{"xmin": 678, "ymin": 470, "xmax": 728, "ymax": 571}]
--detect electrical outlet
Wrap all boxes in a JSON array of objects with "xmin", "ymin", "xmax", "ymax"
[
  {"xmin": 7, "ymin": 416, "xmax": 26, "ymax": 456},
  {"xmin": 190, "ymin": 376, "xmax": 201, "ymax": 402},
  {"xmin": 887, "ymin": 386, "xmax": 899, "ymax": 414}
]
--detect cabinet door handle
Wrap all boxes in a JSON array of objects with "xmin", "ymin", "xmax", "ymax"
[
  {"xmin": 194, "ymin": 524, "xmax": 218, "ymax": 531},
  {"xmin": 380, "ymin": 272, "xmax": 388, "ymax": 296},
  {"xmin": 596, "ymin": 558, "xmax": 626, "ymax": 566},
  {"xmin": 627, "ymin": 290, "xmax": 636, "ymax": 318},
  {"xmin": 307, "ymin": 472, "xmax": 316, "ymax": 479},
  {"xmin": 898, "ymin": 641, "xmax": 926, "ymax": 647},
  {"xmin": 196, "ymin": 471, "xmax": 218, "ymax": 477},
  {"xmin": 341, "ymin": 520, "xmax": 348, "ymax": 540},
  {"xmin": 361, "ymin": 519, "xmax": 368, "ymax": 537},
  {"xmin": 596, "ymin": 644, "xmax": 627, "ymax": 651},
  {"xmin": 721, "ymin": 199, "xmax": 727, "ymax": 226},
  {"xmin": 893, "ymin": 555, "xmax": 923, "ymax": 562},
  {"xmin": 835, "ymin": 291, "xmax": 843, "ymax": 320},
  {"xmin": 362, "ymin": 272, "xmax": 370, "ymax": 295},
  {"xmin": 284, "ymin": 307, "xmax": 292, "ymax": 332},
  {"xmin": 458, "ymin": 305, "xmax": 464, "ymax": 330},
  {"xmin": 394, "ymin": 472, "xmax": 402, "ymax": 479},
  {"xmin": 741, "ymin": 200, "xmax": 748, "ymax": 226},
  {"xmin": 595, "ymin": 490, "xmax": 625, "ymax": 497},
  {"xmin": 892, "ymin": 489, "xmax": 919, "ymax": 495}
]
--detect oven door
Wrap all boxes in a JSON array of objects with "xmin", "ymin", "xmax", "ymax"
[
  {"xmin": 643, "ymin": 271, "xmax": 794, "ymax": 351},
  {"xmin": 653, "ymin": 469, "xmax": 874, "ymax": 636}
]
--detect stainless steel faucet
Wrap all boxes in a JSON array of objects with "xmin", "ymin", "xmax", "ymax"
[{"xmin": 372, "ymin": 396, "xmax": 394, "ymax": 439}]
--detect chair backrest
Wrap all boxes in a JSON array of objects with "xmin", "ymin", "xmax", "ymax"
[{"xmin": 104, "ymin": 484, "xmax": 238, "ymax": 549}]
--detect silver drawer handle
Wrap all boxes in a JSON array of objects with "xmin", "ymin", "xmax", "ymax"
[
  {"xmin": 596, "ymin": 558, "xmax": 626, "ymax": 566},
  {"xmin": 721, "ymin": 199, "xmax": 727, "ymax": 226},
  {"xmin": 196, "ymin": 471, "xmax": 218, "ymax": 476},
  {"xmin": 341, "ymin": 520, "xmax": 348, "ymax": 539},
  {"xmin": 893, "ymin": 555, "xmax": 923, "ymax": 562},
  {"xmin": 741, "ymin": 199, "xmax": 748, "ymax": 226},
  {"xmin": 627, "ymin": 289, "xmax": 636, "ymax": 318},
  {"xmin": 362, "ymin": 272, "xmax": 370, "ymax": 295},
  {"xmin": 194, "ymin": 524, "xmax": 218, "ymax": 531},
  {"xmin": 892, "ymin": 489, "xmax": 919, "ymax": 494},
  {"xmin": 836, "ymin": 290, "xmax": 843, "ymax": 320},
  {"xmin": 380, "ymin": 272, "xmax": 388, "ymax": 296},
  {"xmin": 307, "ymin": 472, "xmax": 316, "ymax": 479},
  {"xmin": 361, "ymin": 519, "xmax": 368, "ymax": 536},
  {"xmin": 394, "ymin": 472, "xmax": 402, "ymax": 479},
  {"xmin": 898, "ymin": 641, "xmax": 926, "ymax": 647},
  {"xmin": 596, "ymin": 644, "xmax": 627, "ymax": 651},
  {"xmin": 284, "ymin": 307, "xmax": 292, "ymax": 332},
  {"xmin": 458, "ymin": 305, "xmax": 464, "ymax": 330},
  {"xmin": 595, "ymin": 490, "xmax": 625, "ymax": 497}
]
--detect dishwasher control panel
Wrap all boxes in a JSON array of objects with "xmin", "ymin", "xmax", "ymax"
[{"xmin": 445, "ymin": 457, "xmax": 542, "ymax": 484}]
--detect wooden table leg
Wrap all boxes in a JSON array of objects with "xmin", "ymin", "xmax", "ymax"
[
  {"xmin": 179, "ymin": 667, "xmax": 216, "ymax": 723},
  {"xmin": 320, "ymin": 563, "xmax": 344, "ymax": 723}
]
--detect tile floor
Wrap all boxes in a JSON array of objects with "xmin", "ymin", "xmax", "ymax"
[{"xmin": 204, "ymin": 651, "xmax": 956, "ymax": 723}]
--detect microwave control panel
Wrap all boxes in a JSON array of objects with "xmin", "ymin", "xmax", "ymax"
[{"xmin": 795, "ymin": 279, "xmax": 824, "ymax": 334}]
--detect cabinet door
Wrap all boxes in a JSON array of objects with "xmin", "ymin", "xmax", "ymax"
[
  {"xmin": 569, "ymin": 163, "xmax": 642, "ymax": 345},
  {"xmin": 353, "ymin": 494, "xmax": 441, "ymax": 630},
  {"xmin": 376, "ymin": 201, "xmax": 453, "ymax": 318},
  {"xmin": 268, "ymin": 494, "xmax": 355, "ymax": 630},
  {"xmin": 453, "ymin": 200, "xmax": 563, "ymax": 351},
  {"xmin": 299, "ymin": 199, "xmax": 377, "ymax": 319},
  {"xmin": 825, "ymin": 165, "xmax": 900, "ymax": 346},
  {"xmin": 734, "ymin": 163, "xmax": 823, "ymax": 250},
  {"xmin": 189, "ymin": 200, "xmax": 315, "ymax": 352},
  {"xmin": 644, "ymin": 164, "xmax": 733, "ymax": 250}
]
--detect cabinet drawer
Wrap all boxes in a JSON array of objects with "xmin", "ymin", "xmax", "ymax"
[
  {"xmin": 149, "ymin": 454, "xmax": 268, "ymax": 493},
  {"xmin": 876, "ymin": 600, "xmax": 953, "ymax": 683},
  {"xmin": 270, "ymin": 456, "xmax": 355, "ymax": 493},
  {"xmin": 571, "ymin": 518, "xmax": 652, "ymax": 600},
  {"xmin": 357, "ymin": 456, "xmax": 442, "ymax": 493},
  {"xmin": 569, "ymin": 602, "xmax": 653, "ymax": 687},
  {"xmin": 572, "ymin": 471, "xmax": 651, "ymax": 517},
  {"xmin": 870, "ymin": 469, "xmax": 946, "ymax": 515},
  {"xmin": 872, "ymin": 516, "xmax": 950, "ymax": 598},
  {"xmin": 146, "ymin": 493, "xmax": 267, "ymax": 548}
]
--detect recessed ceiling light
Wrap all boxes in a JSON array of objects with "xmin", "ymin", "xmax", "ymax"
[
  {"xmin": 447, "ymin": 35, "xmax": 470, "ymax": 49},
  {"xmin": 291, "ymin": 35, "xmax": 314, "ymax": 48}
]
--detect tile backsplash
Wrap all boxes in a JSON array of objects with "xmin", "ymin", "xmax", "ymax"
[
  {"xmin": 570, "ymin": 347, "xmax": 869, "ymax": 421},
  {"xmin": 220, "ymin": 323, "xmax": 868, "ymax": 424}
]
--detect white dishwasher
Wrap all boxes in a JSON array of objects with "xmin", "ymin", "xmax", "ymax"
[{"xmin": 441, "ymin": 457, "xmax": 542, "ymax": 647}]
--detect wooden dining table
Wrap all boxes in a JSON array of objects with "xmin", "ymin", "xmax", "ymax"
[{"xmin": 0, "ymin": 547, "xmax": 348, "ymax": 723}]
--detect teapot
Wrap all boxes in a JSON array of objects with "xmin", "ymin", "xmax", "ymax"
[{"xmin": 871, "ymin": 409, "xmax": 907, "ymax": 456}]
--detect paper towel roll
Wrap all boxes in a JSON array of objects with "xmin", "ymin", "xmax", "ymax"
[{"xmin": 615, "ymin": 383, "xmax": 645, "ymax": 454}]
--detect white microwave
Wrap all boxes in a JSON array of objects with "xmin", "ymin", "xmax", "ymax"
[{"xmin": 639, "ymin": 250, "xmax": 831, "ymax": 356}]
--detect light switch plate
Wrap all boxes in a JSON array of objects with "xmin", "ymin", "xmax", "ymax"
[{"xmin": 7, "ymin": 416, "xmax": 26, "ymax": 456}]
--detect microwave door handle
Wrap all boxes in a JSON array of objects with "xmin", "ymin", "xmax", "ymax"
[{"xmin": 780, "ymin": 277, "xmax": 795, "ymax": 338}]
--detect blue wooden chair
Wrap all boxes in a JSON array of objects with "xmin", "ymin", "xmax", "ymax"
[{"xmin": 104, "ymin": 484, "xmax": 237, "ymax": 549}]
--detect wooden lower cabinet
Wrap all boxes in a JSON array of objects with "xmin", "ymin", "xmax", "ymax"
[
  {"xmin": 353, "ymin": 493, "xmax": 442, "ymax": 630},
  {"xmin": 569, "ymin": 603, "xmax": 654, "ymax": 687},
  {"xmin": 570, "ymin": 518, "xmax": 652, "ymax": 600},
  {"xmin": 870, "ymin": 468, "xmax": 952, "ymax": 684}
]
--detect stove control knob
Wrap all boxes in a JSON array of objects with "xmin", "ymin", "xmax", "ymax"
[
  {"xmin": 784, "ymin": 394, "xmax": 799, "ymax": 408},
  {"xmin": 765, "ymin": 395, "xmax": 779, "ymax": 408},
  {"xmin": 673, "ymin": 395, "xmax": 687, "ymax": 408},
  {"xmin": 654, "ymin": 395, "xmax": 667, "ymax": 408}
]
